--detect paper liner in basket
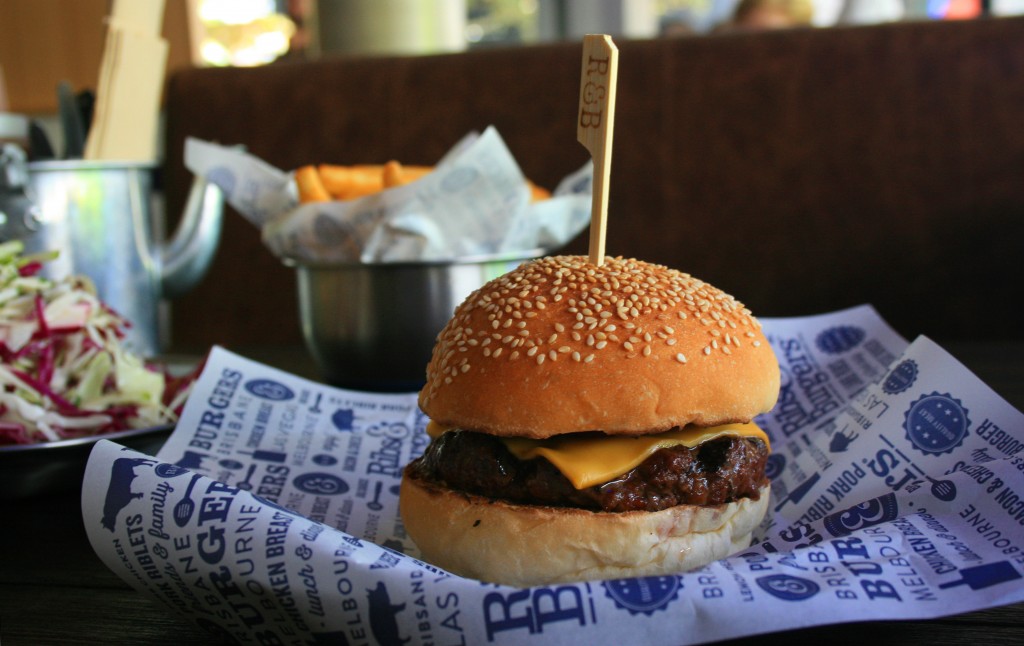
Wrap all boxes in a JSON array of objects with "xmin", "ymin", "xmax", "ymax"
[{"xmin": 183, "ymin": 127, "xmax": 593, "ymax": 263}]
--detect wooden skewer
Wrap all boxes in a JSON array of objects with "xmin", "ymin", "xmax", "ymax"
[{"xmin": 576, "ymin": 34, "xmax": 619, "ymax": 267}]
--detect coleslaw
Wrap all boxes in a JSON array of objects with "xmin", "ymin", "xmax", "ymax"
[{"xmin": 0, "ymin": 240, "xmax": 198, "ymax": 445}]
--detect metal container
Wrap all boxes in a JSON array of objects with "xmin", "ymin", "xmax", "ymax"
[
  {"xmin": 3, "ymin": 158, "xmax": 224, "ymax": 357},
  {"xmin": 290, "ymin": 249, "xmax": 547, "ymax": 391}
]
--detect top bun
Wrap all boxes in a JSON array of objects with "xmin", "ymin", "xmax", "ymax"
[{"xmin": 419, "ymin": 256, "xmax": 780, "ymax": 438}]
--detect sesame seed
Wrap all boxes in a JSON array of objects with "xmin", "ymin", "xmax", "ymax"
[
  {"xmin": 722, "ymin": 346, "xmax": 732, "ymax": 355},
  {"xmin": 753, "ymin": 340, "xmax": 762, "ymax": 347},
  {"xmin": 675, "ymin": 353, "xmax": 687, "ymax": 363},
  {"xmin": 493, "ymin": 347, "xmax": 503, "ymax": 358},
  {"xmin": 510, "ymin": 351, "xmax": 520, "ymax": 360},
  {"xmin": 584, "ymin": 354, "xmax": 595, "ymax": 363},
  {"xmin": 643, "ymin": 345, "xmax": 652, "ymax": 356},
  {"xmin": 666, "ymin": 338, "xmax": 677, "ymax": 346},
  {"xmin": 703, "ymin": 346, "xmax": 711, "ymax": 355},
  {"xmin": 537, "ymin": 354, "xmax": 545, "ymax": 365},
  {"xmin": 555, "ymin": 323, "xmax": 565, "ymax": 332},
  {"xmin": 527, "ymin": 346, "xmax": 538, "ymax": 356},
  {"xmin": 596, "ymin": 341, "xmax": 607, "ymax": 349},
  {"xmin": 624, "ymin": 342, "xmax": 634, "ymax": 352},
  {"xmin": 572, "ymin": 351, "xmax": 581, "ymax": 362},
  {"xmin": 461, "ymin": 364, "xmax": 471, "ymax": 373}
]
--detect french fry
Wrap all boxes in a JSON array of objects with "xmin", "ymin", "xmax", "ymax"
[
  {"xmin": 528, "ymin": 181, "xmax": 551, "ymax": 202},
  {"xmin": 382, "ymin": 160, "xmax": 404, "ymax": 189},
  {"xmin": 382, "ymin": 161, "xmax": 433, "ymax": 188},
  {"xmin": 299, "ymin": 160, "xmax": 549, "ymax": 203},
  {"xmin": 295, "ymin": 165, "xmax": 331, "ymax": 203},
  {"xmin": 318, "ymin": 164, "xmax": 385, "ymax": 200}
]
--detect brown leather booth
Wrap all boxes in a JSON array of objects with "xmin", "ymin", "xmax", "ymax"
[{"xmin": 162, "ymin": 17, "xmax": 1024, "ymax": 353}]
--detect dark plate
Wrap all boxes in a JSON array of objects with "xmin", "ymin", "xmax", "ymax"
[{"xmin": 0, "ymin": 424, "xmax": 174, "ymax": 499}]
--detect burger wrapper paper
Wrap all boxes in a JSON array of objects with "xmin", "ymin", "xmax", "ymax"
[
  {"xmin": 183, "ymin": 128, "xmax": 593, "ymax": 263},
  {"xmin": 82, "ymin": 304, "xmax": 1024, "ymax": 645}
]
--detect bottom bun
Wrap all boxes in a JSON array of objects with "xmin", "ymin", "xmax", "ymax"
[{"xmin": 399, "ymin": 472, "xmax": 770, "ymax": 587}]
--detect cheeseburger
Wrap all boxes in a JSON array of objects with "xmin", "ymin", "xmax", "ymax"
[{"xmin": 399, "ymin": 255, "xmax": 779, "ymax": 586}]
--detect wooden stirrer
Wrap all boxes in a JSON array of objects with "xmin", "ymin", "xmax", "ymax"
[{"xmin": 577, "ymin": 34, "xmax": 619, "ymax": 267}]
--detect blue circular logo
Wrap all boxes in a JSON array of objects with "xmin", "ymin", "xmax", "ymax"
[
  {"xmin": 903, "ymin": 392, "xmax": 970, "ymax": 456},
  {"xmin": 765, "ymin": 453, "xmax": 787, "ymax": 481},
  {"xmin": 244, "ymin": 379, "xmax": 295, "ymax": 401},
  {"xmin": 154, "ymin": 463, "xmax": 189, "ymax": 478},
  {"xmin": 815, "ymin": 326, "xmax": 866, "ymax": 354},
  {"xmin": 293, "ymin": 472, "xmax": 349, "ymax": 495},
  {"xmin": 312, "ymin": 454, "xmax": 338, "ymax": 466},
  {"xmin": 755, "ymin": 574, "xmax": 821, "ymax": 601},
  {"xmin": 602, "ymin": 576, "xmax": 682, "ymax": 616},
  {"xmin": 823, "ymin": 493, "xmax": 900, "ymax": 538},
  {"xmin": 883, "ymin": 359, "xmax": 918, "ymax": 395}
]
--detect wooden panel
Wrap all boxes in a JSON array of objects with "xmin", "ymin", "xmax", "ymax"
[{"xmin": 0, "ymin": 0, "xmax": 198, "ymax": 114}]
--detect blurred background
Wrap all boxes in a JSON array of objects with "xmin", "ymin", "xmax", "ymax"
[
  {"xmin": 4, "ymin": 0, "xmax": 1024, "ymax": 360},
  {"xmin": 4, "ymin": 0, "xmax": 1024, "ymax": 145}
]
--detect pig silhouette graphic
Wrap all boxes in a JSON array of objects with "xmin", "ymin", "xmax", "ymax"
[
  {"xmin": 367, "ymin": 581, "xmax": 408, "ymax": 645},
  {"xmin": 174, "ymin": 450, "xmax": 215, "ymax": 470},
  {"xmin": 101, "ymin": 457, "xmax": 150, "ymax": 531}
]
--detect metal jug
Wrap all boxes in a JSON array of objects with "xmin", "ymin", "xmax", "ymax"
[{"xmin": 0, "ymin": 144, "xmax": 224, "ymax": 357}]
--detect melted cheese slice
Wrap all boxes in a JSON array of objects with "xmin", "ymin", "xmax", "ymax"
[{"xmin": 425, "ymin": 420, "xmax": 769, "ymax": 490}]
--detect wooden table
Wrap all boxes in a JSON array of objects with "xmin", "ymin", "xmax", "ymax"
[{"xmin": 2, "ymin": 343, "xmax": 1022, "ymax": 645}]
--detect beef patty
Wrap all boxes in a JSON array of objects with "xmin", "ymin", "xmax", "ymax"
[{"xmin": 406, "ymin": 430, "xmax": 769, "ymax": 513}]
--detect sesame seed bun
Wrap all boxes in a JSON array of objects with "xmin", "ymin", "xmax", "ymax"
[
  {"xmin": 418, "ymin": 255, "xmax": 780, "ymax": 438},
  {"xmin": 400, "ymin": 471, "xmax": 770, "ymax": 587}
]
